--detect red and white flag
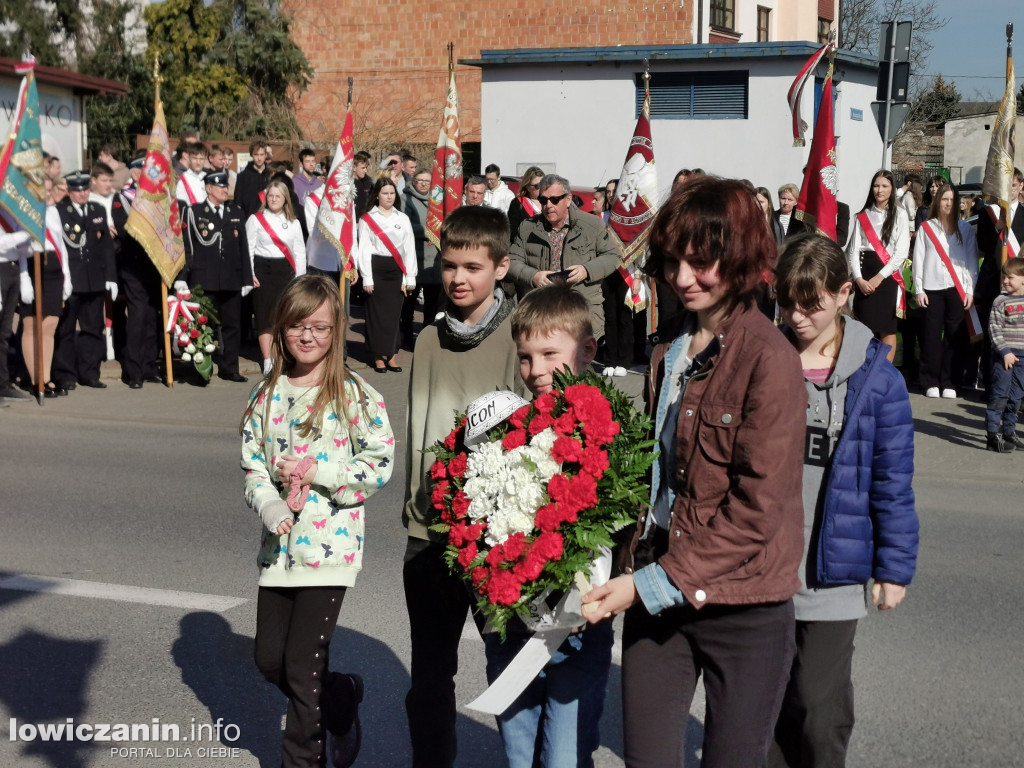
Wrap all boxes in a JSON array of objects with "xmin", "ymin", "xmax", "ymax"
[
  {"xmin": 608, "ymin": 74, "xmax": 658, "ymax": 311},
  {"xmin": 315, "ymin": 104, "xmax": 358, "ymax": 279},
  {"xmin": 425, "ymin": 44, "xmax": 463, "ymax": 249},
  {"xmin": 795, "ymin": 56, "xmax": 838, "ymax": 241}
]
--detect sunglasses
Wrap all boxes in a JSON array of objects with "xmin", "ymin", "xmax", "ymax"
[
  {"xmin": 538, "ymin": 193, "xmax": 569, "ymax": 206},
  {"xmin": 526, "ymin": 183, "xmax": 540, "ymax": 190}
]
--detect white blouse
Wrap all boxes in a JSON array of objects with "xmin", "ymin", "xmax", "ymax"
[
  {"xmin": 175, "ymin": 170, "xmax": 207, "ymax": 205},
  {"xmin": 912, "ymin": 219, "xmax": 979, "ymax": 295},
  {"xmin": 846, "ymin": 205, "xmax": 910, "ymax": 280},
  {"xmin": 355, "ymin": 206, "xmax": 416, "ymax": 289},
  {"xmin": 245, "ymin": 210, "xmax": 307, "ymax": 276}
]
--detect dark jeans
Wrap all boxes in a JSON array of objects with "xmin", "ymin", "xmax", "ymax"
[
  {"xmin": 986, "ymin": 349, "xmax": 1024, "ymax": 434},
  {"xmin": 254, "ymin": 585, "xmax": 350, "ymax": 768},
  {"xmin": 53, "ymin": 291, "xmax": 105, "ymax": 385},
  {"xmin": 768, "ymin": 619, "xmax": 858, "ymax": 768},
  {"xmin": 403, "ymin": 537, "xmax": 482, "ymax": 768},
  {"xmin": 0, "ymin": 261, "xmax": 19, "ymax": 388},
  {"xmin": 920, "ymin": 287, "xmax": 966, "ymax": 391},
  {"xmin": 601, "ymin": 271, "xmax": 634, "ymax": 367},
  {"xmin": 621, "ymin": 599, "xmax": 795, "ymax": 768}
]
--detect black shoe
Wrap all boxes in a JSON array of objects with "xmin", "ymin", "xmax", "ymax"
[
  {"xmin": 0, "ymin": 386, "xmax": 30, "ymax": 400},
  {"xmin": 218, "ymin": 372, "xmax": 248, "ymax": 383},
  {"xmin": 78, "ymin": 379, "xmax": 107, "ymax": 389},
  {"xmin": 327, "ymin": 673, "xmax": 363, "ymax": 768},
  {"xmin": 987, "ymin": 432, "xmax": 1013, "ymax": 453},
  {"xmin": 60, "ymin": 381, "xmax": 77, "ymax": 391},
  {"xmin": 1004, "ymin": 432, "xmax": 1024, "ymax": 450},
  {"xmin": 372, "ymin": 364, "xmax": 387, "ymax": 374},
  {"xmin": 143, "ymin": 374, "xmax": 166, "ymax": 385},
  {"xmin": 44, "ymin": 381, "xmax": 67, "ymax": 398},
  {"xmin": 384, "ymin": 362, "xmax": 402, "ymax": 373},
  {"xmin": 128, "ymin": 380, "xmax": 143, "ymax": 389}
]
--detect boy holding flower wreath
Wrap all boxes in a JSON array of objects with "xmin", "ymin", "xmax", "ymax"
[{"xmin": 402, "ymin": 206, "xmax": 527, "ymax": 767}]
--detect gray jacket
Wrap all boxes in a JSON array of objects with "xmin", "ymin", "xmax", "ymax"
[{"xmin": 403, "ymin": 185, "xmax": 441, "ymax": 284}]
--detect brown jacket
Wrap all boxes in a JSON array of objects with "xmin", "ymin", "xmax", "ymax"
[{"xmin": 625, "ymin": 302, "xmax": 807, "ymax": 608}]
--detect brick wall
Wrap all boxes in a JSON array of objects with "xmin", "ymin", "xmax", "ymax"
[{"xmin": 284, "ymin": 1, "xmax": 694, "ymax": 149}]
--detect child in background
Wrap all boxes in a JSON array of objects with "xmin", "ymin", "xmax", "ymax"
[
  {"xmin": 769, "ymin": 235, "xmax": 918, "ymax": 768},
  {"xmin": 482, "ymin": 283, "xmax": 611, "ymax": 768},
  {"xmin": 402, "ymin": 206, "xmax": 527, "ymax": 767},
  {"xmin": 240, "ymin": 275, "xmax": 394, "ymax": 768},
  {"xmin": 985, "ymin": 257, "xmax": 1024, "ymax": 452}
]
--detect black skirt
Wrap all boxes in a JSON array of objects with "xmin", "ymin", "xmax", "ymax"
[
  {"xmin": 852, "ymin": 250, "xmax": 900, "ymax": 336},
  {"xmin": 365, "ymin": 254, "xmax": 404, "ymax": 358},
  {"xmin": 253, "ymin": 256, "xmax": 296, "ymax": 331},
  {"xmin": 18, "ymin": 253, "xmax": 64, "ymax": 318}
]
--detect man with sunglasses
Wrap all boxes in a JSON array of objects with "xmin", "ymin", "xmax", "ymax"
[{"xmin": 508, "ymin": 173, "xmax": 620, "ymax": 338}]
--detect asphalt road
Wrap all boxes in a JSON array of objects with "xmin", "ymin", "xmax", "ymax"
[{"xmin": 1, "ymin": 329, "xmax": 1023, "ymax": 767}]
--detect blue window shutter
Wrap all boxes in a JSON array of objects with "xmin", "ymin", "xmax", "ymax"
[{"xmin": 636, "ymin": 71, "xmax": 747, "ymax": 120}]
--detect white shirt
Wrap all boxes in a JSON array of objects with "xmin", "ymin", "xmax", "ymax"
[
  {"xmin": 175, "ymin": 170, "xmax": 207, "ymax": 205},
  {"xmin": 88, "ymin": 191, "xmax": 114, "ymax": 228},
  {"xmin": 355, "ymin": 206, "xmax": 416, "ymax": 289},
  {"xmin": 484, "ymin": 181, "xmax": 516, "ymax": 214},
  {"xmin": 245, "ymin": 210, "xmax": 307, "ymax": 276},
  {"xmin": 846, "ymin": 205, "xmax": 910, "ymax": 280},
  {"xmin": 18, "ymin": 205, "xmax": 71, "ymax": 284},
  {"xmin": 912, "ymin": 219, "xmax": 979, "ymax": 295}
]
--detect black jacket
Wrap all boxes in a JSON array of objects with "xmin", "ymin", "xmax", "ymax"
[
  {"xmin": 181, "ymin": 200, "xmax": 252, "ymax": 292},
  {"xmin": 58, "ymin": 201, "xmax": 116, "ymax": 293},
  {"xmin": 234, "ymin": 162, "xmax": 270, "ymax": 219}
]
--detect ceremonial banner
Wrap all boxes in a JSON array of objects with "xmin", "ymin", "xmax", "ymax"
[
  {"xmin": 316, "ymin": 105, "xmax": 358, "ymax": 279},
  {"xmin": 795, "ymin": 57, "xmax": 838, "ymax": 241},
  {"xmin": 425, "ymin": 44, "xmax": 463, "ymax": 249},
  {"xmin": 125, "ymin": 99, "xmax": 185, "ymax": 287},
  {"xmin": 0, "ymin": 60, "xmax": 46, "ymax": 246},
  {"xmin": 982, "ymin": 28, "xmax": 1016, "ymax": 264},
  {"xmin": 788, "ymin": 36, "xmax": 835, "ymax": 147},
  {"xmin": 608, "ymin": 72, "xmax": 658, "ymax": 311}
]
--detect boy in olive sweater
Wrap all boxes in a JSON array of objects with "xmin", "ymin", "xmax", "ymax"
[{"xmin": 402, "ymin": 206, "xmax": 527, "ymax": 767}]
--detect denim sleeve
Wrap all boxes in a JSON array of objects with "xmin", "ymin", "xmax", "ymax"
[{"xmin": 634, "ymin": 563, "xmax": 687, "ymax": 615}]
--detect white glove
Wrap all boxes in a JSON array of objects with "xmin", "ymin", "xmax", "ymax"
[
  {"xmin": 240, "ymin": 285, "xmax": 253, "ymax": 298},
  {"xmin": 20, "ymin": 271, "xmax": 34, "ymax": 305},
  {"xmin": 62, "ymin": 277, "xmax": 72, "ymax": 301},
  {"xmin": 106, "ymin": 281, "xmax": 118, "ymax": 302}
]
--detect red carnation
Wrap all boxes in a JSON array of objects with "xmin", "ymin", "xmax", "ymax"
[
  {"xmin": 515, "ymin": 551, "xmax": 546, "ymax": 581},
  {"xmin": 457, "ymin": 541, "xmax": 478, "ymax": 568},
  {"xmin": 431, "ymin": 479, "xmax": 450, "ymax": 509},
  {"xmin": 580, "ymin": 447, "xmax": 610, "ymax": 479},
  {"xmin": 471, "ymin": 567, "xmax": 488, "ymax": 587},
  {"xmin": 502, "ymin": 429, "xmax": 527, "ymax": 451},
  {"xmin": 551, "ymin": 436, "xmax": 583, "ymax": 464},
  {"xmin": 533, "ymin": 531, "xmax": 564, "ymax": 561},
  {"xmin": 448, "ymin": 452, "xmax": 468, "ymax": 478},
  {"xmin": 444, "ymin": 421, "xmax": 465, "ymax": 450},
  {"xmin": 553, "ymin": 413, "xmax": 577, "ymax": 436},
  {"xmin": 448, "ymin": 521, "xmax": 468, "ymax": 547},
  {"xmin": 190, "ymin": 329, "xmax": 200, "ymax": 339},
  {"xmin": 528, "ymin": 411, "xmax": 554, "ymax": 436},
  {"xmin": 451, "ymin": 490, "xmax": 471, "ymax": 518},
  {"xmin": 197, "ymin": 315, "xmax": 208, "ymax": 324},
  {"xmin": 486, "ymin": 569, "xmax": 523, "ymax": 606},
  {"xmin": 534, "ymin": 392, "xmax": 557, "ymax": 414},
  {"xmin": 569, "ymin": 472, "xmax": 599, "ymax": 510},
  {"xmin": 430, "ymin": 460, "xmax": 448, "ymax": 481},
  {"xmin": 466, "ymin": 522, "xmax": 486, "ymax": 541},
  {"xmin": 508, "ymin": 404, "xmax": 531, "ymax": 428},
  {"xmin": 501, "ymin": 532, "xmax": 528, "ymax": 561},
  {"xmin": 535, "ymin": 503, "xmax": 562, "ymax": 533},
  {"xmin": 547, "ymin": 473, "xmax": 572, "ymax": 505}
]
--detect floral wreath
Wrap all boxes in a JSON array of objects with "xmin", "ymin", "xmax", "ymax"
[{"xmin": 168, "ymin": 285, "xmax": 220, "ymax": 381}]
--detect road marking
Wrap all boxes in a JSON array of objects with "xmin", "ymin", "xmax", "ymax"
[{"xmin": 0, "ymin": 574, "xmax": 247, "ymax": 613}]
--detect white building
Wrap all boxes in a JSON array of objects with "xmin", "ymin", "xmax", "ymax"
[
  {"xmin": 466, "ymin": 42, "xmax": 882, "ymax": 211},
  {"xmin": 0, "ymin": 57, "xmax": 127, "ymax": 171},
  {"xmin": 944, "ymin": 112, "xmax": 1024, "ymax": 185}
]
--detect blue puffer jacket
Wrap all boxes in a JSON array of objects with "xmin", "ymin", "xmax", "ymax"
[{"xmin": 817, "ymin": 337, "xmax": 919, "ymax": 586}]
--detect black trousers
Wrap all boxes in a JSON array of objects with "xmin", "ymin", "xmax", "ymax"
[
  {"xmin": 920, "ymin": 287, "xmax": 966, "ymax": 391},
  {"xmin": 208, "ymin": 289, "xmax": 242, "ymax": 375},
  {"xmin": 254, "ymin": 585, "xmax": 350, "ymax": 768},
  {"xmin": 0, "ymin": 261, "xmax": 19, "ymax": 389},
  {"xmin": 53, "ymin": 291, "xmax": 105, "ymax": 385},
  {"xmin": 621, "ymin": 599, "xmax": 795, "ymax": 768},
  {"xmin": 120, "ymin": 259, "xmax": 162, "ymax": 382},
  {"xmin": 403, "ymin": 537, "xmax": 483, "ymax": 768},
  {"xmin": 601, "ymin": 271, "xmax": 635, "ymax": 367},
  {"xmin": 400, "ymin": 284, "xmax": 443, "ymax": 344},
  {"xmin": 768, "ymin": 619, "xmax": 858, "ymax": 768}
]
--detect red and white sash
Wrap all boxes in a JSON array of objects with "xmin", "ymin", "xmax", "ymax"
[
  {"xmin": 922, "ymin": 221, "xmax": 983, "ymax": 340},
  {"xmin": 255, "ymin": 212, "xmax": 297, "ymax": 272},
  {"xmin": 857, "ymin": 211, "xmax": 908, "ymax": 317},
  {"xmin": 521, "ymin": 197, "xmax": 541, "ymax": 217},
  {"xmin": 181, "ymin": 173, "xmax": 200, "ymax": 206},
  {"xmin": 362, "ymin": 212, "xmax": 406, "ymax": 274},
  {"xmin": 985, "ymin": 204, "xmax": 1019, "ymax": 260}
]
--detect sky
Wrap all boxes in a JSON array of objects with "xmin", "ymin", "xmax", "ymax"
[{"xmin": 917, "ymin": 0, "xmax": 1022, "ymax": 100}]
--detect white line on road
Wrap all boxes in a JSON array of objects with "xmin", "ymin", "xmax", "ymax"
[{"xmin": 0, "ymin": 574, "xmax": 247, "ymax": 613}]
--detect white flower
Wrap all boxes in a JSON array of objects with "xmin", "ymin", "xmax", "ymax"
[
  {"xmin": 181, "ymin": 352, "xmax": 192, "ymax": 362},
  {"xmin": 185, "ymin": 343, "xmax": 196, "ymax": 354},
  {"xmin": 194, "ymin": 352, "xmax": 205, "ymax": 363},
  {"xmin": 204, "ymin": 343, "xmax": 215, "ymax": 353}
]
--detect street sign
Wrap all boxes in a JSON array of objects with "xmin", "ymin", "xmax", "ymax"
[
  {"xmin": 871, "ymin": 101, "xmax": 911, "ymax": 143},
  {"xmin": 876, "ymin": 61, "xmax": 911, "ymax": 102},
  {"xmin": 878, "ymin": 21, "xmax": 913, "ymax": 62}
]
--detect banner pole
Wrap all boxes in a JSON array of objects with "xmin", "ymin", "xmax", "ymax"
[
  {"xmin": 162, "ymin": 282, "xmax": 174, "ymax": 387},
  {"xmin": 33, "ymin": 251, "xmax": 44, "ymax": 404}
]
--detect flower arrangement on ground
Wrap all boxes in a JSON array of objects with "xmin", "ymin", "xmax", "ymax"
[
  {"xmin": 428, "ymin": 369, "xmax": 655, "ymax": 636},
  {"xmin": 167, "ymin": 284, "xmax": 220, "ymax": 381}
]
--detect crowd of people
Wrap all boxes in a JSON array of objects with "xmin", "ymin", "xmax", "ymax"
[{"xmin": 12, "ymin": 131, "xmax": 1024, "ymax": 768}]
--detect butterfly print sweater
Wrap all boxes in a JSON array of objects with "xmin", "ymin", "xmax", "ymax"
[{"xmin": 242, "ymin": 374, "xmax": 394, "ymax": 587}]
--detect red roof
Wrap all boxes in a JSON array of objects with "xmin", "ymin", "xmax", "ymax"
[{"xmin": 0, "ymin": 57, "xmax": 128, "ymax": 96}]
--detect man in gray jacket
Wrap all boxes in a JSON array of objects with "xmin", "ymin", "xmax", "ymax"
[
  {"xmin": 402, "ymin": 169, "xmax": 443, "ymax": 344},
  {"xmin": 508, "ymin": 174, "xmax": 620, "ymax": 338}
]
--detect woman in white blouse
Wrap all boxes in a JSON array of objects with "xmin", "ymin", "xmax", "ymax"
[
  {"xmin": 847, "ymin": 170, "xmax": 910, "ymax": 362},
  {"xmin": 356, "ymin": 177, "xmax": 416, "ymax": 373},
  {"xmin": 912, "ymin": 183, "xmax": 979, "ymax": 399},
  {"xmin": 246, "ymin": 180, "xmax": 307, "ymax": 373}
]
